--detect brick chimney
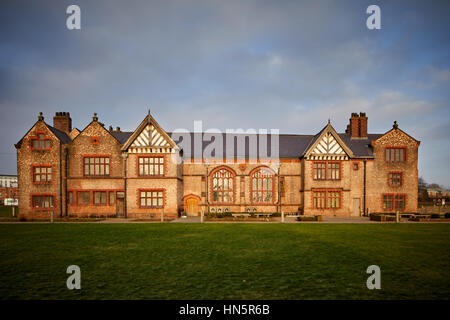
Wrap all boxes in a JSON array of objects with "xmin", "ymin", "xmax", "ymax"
[
  {"xmin": 53, "ymin": 112, "xmax": 72, "ymax": 134},
  {"xmin": 359, "ymin": 112, "xmax": 367, "ymax": 138},
  {"xmin": 348, "ymin": 112, "xmax": 368, "ymax": 139}
]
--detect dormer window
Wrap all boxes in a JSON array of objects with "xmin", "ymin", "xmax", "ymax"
[{"xmin": 30, "ymin": 131, "xmax": 52, "ymax": 150}]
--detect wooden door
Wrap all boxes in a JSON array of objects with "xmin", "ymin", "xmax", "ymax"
[
  {"xmin": 186, "ymin": 198, "xmax": 199, "ymax": 216},
  {"xmin": 352, "ymin": 198, "xmax": 360, "ymax": 217},
  {"xmin": 116, "ymin": 198, "xmax": 124, "ymax": 217}
]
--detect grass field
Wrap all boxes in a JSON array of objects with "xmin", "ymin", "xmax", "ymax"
[{"xmin": 0, "ymin": 223, "xmax": 449, "ymax": 300}]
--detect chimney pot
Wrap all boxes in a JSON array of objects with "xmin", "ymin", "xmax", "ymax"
[
  {"xmin": 348, "ymin": 112, "xmax": 368, "ymax": 139},
  {"xmin": 53, "ymin": 111, "xmax": 72, "ymax": 134}
]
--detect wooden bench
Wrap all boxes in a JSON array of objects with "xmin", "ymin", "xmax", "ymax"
[
  {"xmin": 398, "ymin": 213, "xmax": 431, "ymax": 221},
  {"xmin": 285, "ymin": 212, "xmax": 301, "ymax": 218}
]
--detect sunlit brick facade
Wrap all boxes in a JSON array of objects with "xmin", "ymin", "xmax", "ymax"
[{"xmin": 15, "ymin": 111, "xmax": 420, "ymax": 219}]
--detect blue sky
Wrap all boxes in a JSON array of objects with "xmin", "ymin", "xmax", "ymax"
[{"xmin": 0, "ymin": 0, "xmax": 449, "ymax": 187}]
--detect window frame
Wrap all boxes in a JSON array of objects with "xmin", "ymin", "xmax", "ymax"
[
  {"xmin": 327, "ymin": 161, "xmax": 341, "ymax": 180},
  {"xmin": 109, "ymin": 191, "xmax": 115, "ymax": 205},
  {"xmin": 69, "ymin": 190, "xmax": 119, "ymax": 206},
  {"xmin": 327, "ymin": 191, "xmax": 341, "ymax": 209},
  {"xmin": 30, "ymin": 131, "xmax": 52, "ymax": 151},
  {"xmin": 32, "ymin": 165, "xmax": 53, "ymax": 184},
  {"xmin": 68, "ymin": 191, "xmax": 74, "ymax": 205},
  {"xmin": 250, "ymin": 167, "xmax": 275, "ymax": 204},
  {"xmin": 138, "ymin": 189, "xmax": 165, "ymax": 208},
  {"xmin": 313, "ymin": 162, "xmax": 326, "ymax": 180},
  {"xmin": 210, "ymin": 167, "xmax": 235, "ymax": 204},
  {"xmin": 137, "ymin": 156, "xmax": 165, "ymax": 177},
  {"xmin": 77, "ymin": 191, "xmax": 91, "ymax": 206},
  {"xmin": 313, "ymin": 161, "xmax": 342, "ymax": 180},
  {"xmin": 93, "ymin": 191, "xmax": 108, "ymax": 206},
  {"xmin": 83, "ymin": 156, "xmax": 111, "ymax": 177},
  {"xmin": 31, "ymin": 194, "xmax": 55, "ymax": 210},
  {"xmin": 312, "ymin": 190, "xmax": 326, "ymax": 209},
  {"xmin": 385, "ymin": 147, "xmax": 407, "ymax": 163},
  {"xmin": 388, "ymin": 171, "xmax": 403, "ymax": 187},
  {"xmin": 312, "ymin": 189, "xmax": 342, "ymax": 209},
  {"xmin": 382, "ymin": 193, "xmax": 406, "ymax": 212}
]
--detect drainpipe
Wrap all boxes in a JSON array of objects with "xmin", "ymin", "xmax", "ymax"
[
  {"xmin": 122, "ymin": 153, "xmax": 128, "ymax": 218},
  {"xmin": 363, "ymin": 159, "xmax": 367, "ymax": 216},
  {"xmin": 64, "ymin": 147, "xmax": 68, "ymax": 217}
]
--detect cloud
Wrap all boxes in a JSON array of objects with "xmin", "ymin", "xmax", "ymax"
[{"xmin": 0, "ymin": 0, "xmax": 449, "ymax": 187}]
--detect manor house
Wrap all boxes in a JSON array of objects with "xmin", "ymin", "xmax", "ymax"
[{"xmin": 15, "ymin": 111, "xmax": 420, "ymax": 219}]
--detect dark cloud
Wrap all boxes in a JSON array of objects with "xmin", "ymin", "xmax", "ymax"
[{"xmin": 0, "ymin": 0, "xmax": 449, "ymax": 187}]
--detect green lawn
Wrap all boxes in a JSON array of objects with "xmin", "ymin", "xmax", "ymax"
[{"xmin": 0, "ymin": 223, "xmax": 449, "ymax": 300}]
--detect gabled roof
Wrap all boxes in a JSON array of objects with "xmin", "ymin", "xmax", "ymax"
[
  {"xmin": 71, "ymin": 116, "xmax": 122, "ymax": 145},
  {"xmin": 69, "ymin": 128, "xmax": 81, "ymax": 139},
  {"xmin": 121, "ymin": 111, "xmax": 177, "ymax": 151},
  {"xmin": 371, "ymin": 123, "xmax": 420, "ymax": 146},
  {"xmin": 302, "ymin": 122, "xmax": 354, "ymax": 158},
  {"xmin": 15, "ymin": 119, "xmax": 71, "ymax": 148},
  {"xmin": 108, "ymin": 131, "xmax": 381, "ymax": 159}
]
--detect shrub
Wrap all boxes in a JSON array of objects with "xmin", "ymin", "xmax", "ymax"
[
  {"xmin": 431, "ymin": 214, "xmax": 441, "ymax": 219},
  {"xmin": 209, "ymin": 211, "xmax": 232, "ymax": 218},
  {"xmin": 271, "ymin": 212, "xmax": 281, "ymax": 217},
  {"xmin": 297, "ymin": 216, "xmax": 316, "ymax": 222},
  {"xmin": 445, "ymin": 213, "xmax": 450, "ymax": 219}
]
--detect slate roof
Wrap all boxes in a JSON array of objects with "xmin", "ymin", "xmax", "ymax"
[
  {"xmin": 47, "ymin": 125, "xmax": 72, "ymax": 144},
  {"xmin": 111, "ymin": 131, "xmax": 134, "ymax": 144},
  {"xmin": 338, "ymin": 134, "xmax": 383, "ymax": 158},
  {"xmin": 15, "ymin": 122, "xmax": 72, "ymax": 147},
  {"xmin": 111, "ymin": 131, "xmax": 381, "ymax": 159}
]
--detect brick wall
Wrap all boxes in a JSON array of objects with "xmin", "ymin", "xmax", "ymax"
[
  {"xmin": 366, "ymin": 128, "xmax": 419, "ymax": 213},
  {"xmin": 66, "ymin": 120, "xmax": 124, "ymax": 218},
  {"xmin": 16, "ymin": 120, "xmax": 65, "ymax": 219}
]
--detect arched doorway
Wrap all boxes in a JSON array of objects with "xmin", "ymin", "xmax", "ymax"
[{"xmin": 184, "ymin": 195, "xmax": 201, "ymax": 216}]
